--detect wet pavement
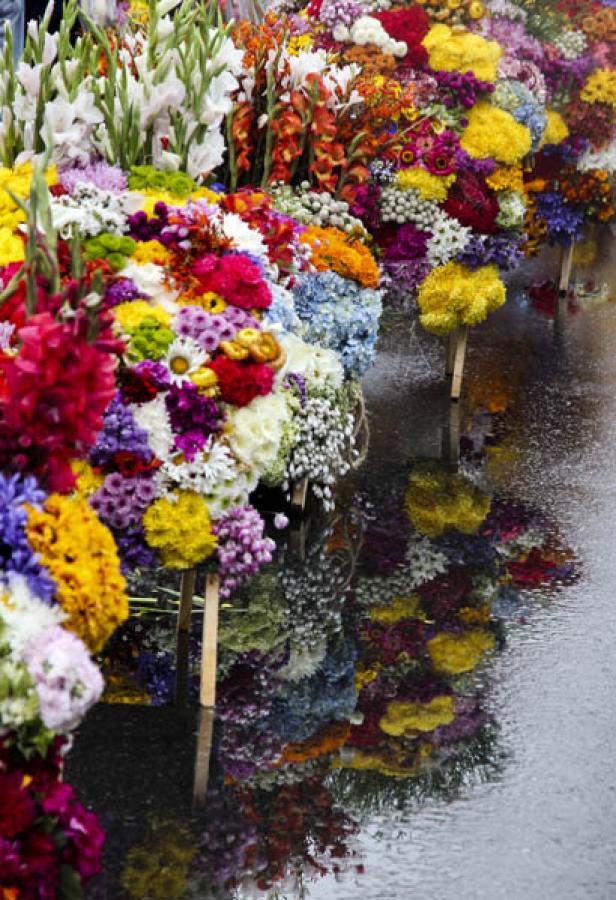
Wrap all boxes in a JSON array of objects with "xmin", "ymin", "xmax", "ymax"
[{"xmin": 67, "ymin": 235, "xmax": 616, "ymax": 899}]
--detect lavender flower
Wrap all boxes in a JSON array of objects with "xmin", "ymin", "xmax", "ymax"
[
  {"xmin": 104, "ymin": 277, "xmax": 148, "ymax": 307},
  {"xmin": 458, "ymin": 233, "xmax": 526, "ymax": 271},
  {"xmin": 91, "ymin": 473, "xmax": 156, "ymax": 529},
  {"xmin": 214, "ymin": 506, "xmax": 276, "ymax": 599},
  {"xmin": 90, "ymin": 395, "xmax": 153, "ymax": 468},
  {"xmin": 0, "ymin": 473, "xmax": 56, "ymax": 603},
  {"xmin": 114, "ymin": 526, "xmax": 159, "ymax": 573},
  {"xmin": 165, "ymin": 384, "xmax": 224, "ymax": 460}
]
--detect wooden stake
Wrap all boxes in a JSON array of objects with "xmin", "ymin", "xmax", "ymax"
[
  {"xmin": 193, "ymin": 707, "xmax": 215, "ymax": 808},
  {"xmin": 200, "ymin": 572, "xmax": 220, "ymax": 708},
  {"xmin": 450, "ymin": 326, "xmax": 468, "ymax": 403},
  {"xmin": 175, "ymin": 629, "xmax": 190, "ymax": 707},
  {"xmin": 291, "ymin": 476, "xmax": 308, "ymax": 512},
  {"xmin": 559, "ymin": 240, "xmax": 575, "ymax": 296},
  {"xmin": 177, "ymin": 568, "xmax": 196, "ymax": 633},
  {"xmin": 445, "ymin": 330, "xmax": 457, "ymax": 377}
]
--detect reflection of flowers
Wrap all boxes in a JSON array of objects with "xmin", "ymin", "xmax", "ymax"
[
  {"xmin": 122, "ymin": 818, "xmax": 195, "ymax": 900},
  {"xmin": 427, "ymin": 629, "xmax": 495, "ymax": 675},
  {"xmin": 405, "ymin": 467, "xmax": 491, "ymax": 538}
]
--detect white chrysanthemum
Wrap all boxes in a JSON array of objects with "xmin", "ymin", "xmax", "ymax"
[
  {"xmin": 132, "ymin": 395, "xmax": 174, "ymax": 460},
  {"xmin": 221, "ymin": 211, "xmax": 268, "ymax": 261},
  {"xmin": 120, "ymin": 261, "xmax": 179, "ymax": 311},
  {"xmin": 160, "ymin": 437, "xmax": 237, "ymax": 494},
  {"xmin": 277, "ymin": 334, "xmax": 343, "ymax": 389},
  {"xmin": 0, "ymin": 575, "xmax": 65, "ymax": 658},
  {"xmin": 163, "ymin": 338, "xmax": 207, "ymax": 385},
  {"xmin": 552, "ymin": 29, "xmax": 587, "ymax": 61},
  {"xmin": 49, "ymin": 183, "xmax": 143, "ymax": 239},
  {"xmin": 227, "ymin": 393, "xmax": 293, "ymax": 474},
  {"xmin": 426, "ymin": 214, "xmax": 472, "ymax": 266}
]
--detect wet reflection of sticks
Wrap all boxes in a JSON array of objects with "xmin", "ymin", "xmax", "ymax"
[
  {"xmin": 193, "ymin": 707, "xmax": 215, "ymax": 808},
  {"xmin": 177, "ymin": 569, "xmax": 196, "ymax": 633},
  {"xmin": 441, "ymin": 401, "xmax": 461, "ymax": 465},
  {"xmin": 559, "ymin": 240, "xmax": 575, "ymax": 297}
]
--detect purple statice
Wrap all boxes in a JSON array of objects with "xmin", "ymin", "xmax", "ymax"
[
  {"xmin": 542, "ymin": 54, "xmax": 594, "ymax": 98},
  {"xmin": 285, "ymin": 372, "xmax": 307, "ymax": 407},
  {"xmin": 382, "ymin": 223, "xmax": 430, "ymax": 263},
  {"xmin": 90, "ymin": 395, "xmax": 153, "ymax": 469},
  {"xmin": 213, "ymin": 506, "xmax": 275, "ymax": 599},
  {"xmin": 114, "ymin": 526, "xmax": 159, "ymax": 573},
  {"xmin": 104, "ymin": 277, "xmax": 148, "ymax": 308},
  {"xmin": 433, "ymin": 69, "xmax": 495, "ymax": 109},
  {"xmin": 381, "ymin": 259, "xmax": 432, "ymax": 303},
  {"xmin": 58, "ymin": 160, "xmax": 128, "ymax": 194},
  {"xmin": 165, "ymin": 384, "xmax": 224, "ymax": 460},
  {"xmin": 536, "ymin": 192, "xmax": 585, "ymax": 244},
  {"xmin": 136, "ymin": 649, "xmax": 178, "ymax": 705},
  {"xmin": 0, "ymin": 473, "xmax": 56, "ymax": 603},
  {"xmin": 127, "ymin": 203, "xmax": 171, "ymax": 242},
  {"xmin": 458, "ymin": 233, "xmax": 526, "ymax": 272},
  {"xmin": 90, "ymin": 473, "xmax": 156, "ymax": 530},
  {"xmin": 319, "ymin": 0, "xmax": 364, "ymax": 28}
]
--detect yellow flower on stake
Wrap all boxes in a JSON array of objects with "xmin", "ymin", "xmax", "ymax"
[
  {"xmin": 417, "ymin": 261, "xmax": 506, "ymax": 335},
  {"xmin": 143, "ymin": 491, "xmax": 217, "ymax": 569}
]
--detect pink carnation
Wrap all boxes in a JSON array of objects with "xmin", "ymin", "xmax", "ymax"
[{"xmin": 192, "ymin": 253, "xmax": 272, "ymax": 310}]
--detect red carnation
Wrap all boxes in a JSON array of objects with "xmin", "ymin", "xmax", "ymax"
[
  {"xmin": 374, "ymin": 7, "xmax": 429, "ymax": 68},
  {"xmin": 444, "ymin": 171, "xmax": 499, "ymax": 233},
  {"xmin": 209, "ymin": 356, "xmax": 274, "ymax": 407}
]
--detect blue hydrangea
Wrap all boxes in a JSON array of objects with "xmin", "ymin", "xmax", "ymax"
[
  {"xmin": 0, "ymin": 473, "xmax": 57, "ymax": 603},
  {"xmin": 262, "ymin": 282, "xmax": 300, "ymax": 334},
  {"xmin": 292, "ymin": 272, "xmax": 382, "ymax": 378}
]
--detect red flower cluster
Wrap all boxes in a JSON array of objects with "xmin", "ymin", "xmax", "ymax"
[
  {"xmin": 209, "ymin": 356, "xmax": 274, "ymax": 407},
  {"xmin": 444, "ymin": 171, "xmax": 500, "ymax": 233},
  {"xmin": 193, "ymin": 252, "xmax": 272, "ymax": 310},
  {"xmin": 374, "ymin": 7, "xmax": 430, "ymax": 68}
]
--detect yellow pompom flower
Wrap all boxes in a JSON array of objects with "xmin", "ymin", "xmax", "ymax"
[
  {"xmin": 461, "ymin": 102, "xmax": 532, "ymax": 164},
  {"xmin": 71, "ymin": 460, "xmax": 105, "ymax": 498},
  {"xmin": 405, "ymin": 466, "xmax": 491, "ymax": 537},
  {"xmin": 138, "ymin": 187, "xmax": 218, "ymax": 218},
  {"xmin": 0, "ymin": 226, "xmax": 24, "ymax": 266},
  {"xmin": 396, "ymin": 168, "xmax": 456, "ymax": 201},
  {"xmin": 130, "ymin": 240, "xmax": 173, "ymax": 266},
  {"xmin": 581, "ymin": 69, "xmax": 616, "ymax": 109},
  {"xmin": 427, "ymin": 629, "xmax": 495, "ymax": 675},
  {"xmin": 300, "ymin": 226, "xmax": 380, "ymax": 288},
  {"xmin": 539, "ymin": 109, "xmax": 570, "ymax": 148},
  {"xmin": 143, "ymin": 491, "xmax": 217, "ymax": 569},
  {"xmin": 379, "ymin": 696, "xmax": 456, "ymax": 736},
  {"xmin": 417, "ymin": 262, "xmax": 506, "ymax": 335},
  {"xmin": 114, "ymin": 300, "xmax": 171, "ymax": 333},
  {"xmin": 486, "ymin": 164, "xmax": 524, "ymax": 193},
  {"xmin": 26, "ymin": 495, "xmax": 128, "ymax": 653},
  {"xmin": 422, "ymin": 24, "xmax": 502, "ymax": 82}
]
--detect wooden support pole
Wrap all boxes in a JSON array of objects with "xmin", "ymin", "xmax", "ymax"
[
  {"xmin": 445, "ymin": 330, "xmax": 457, "ymax": 377},
  {"xmin": 450, "ymin": 326, "xmax": 468, "ymax": 403},
  {"xmin": 177, "ymin": 568, "xmax": 196, "ymax": 633},
  {"xmin": 559, "ymin": 240, "xmax": 575, "ymax": 296},
  {"xmin": 291, "ymin": 476, "xmax": 308, "ymax": 512},
  {"xmin": 193, "ymin": 707, "xmax": 215, "ymax": 808},
  {"xmin": 200, "ymin": 572, "xmax": 220, "ymax": 708}
]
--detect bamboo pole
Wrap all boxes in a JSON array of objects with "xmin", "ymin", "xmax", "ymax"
[
  {"xmin": 193, "ymin": 707, "xmax": 215, "ymax": 808},
  {"xmin": 291, "ymin": 476, "xmax": 308, "ymax": 512},
  {"xmin": 559, "ymin": 240, "xmax": 575, "ymax": 296},
  {"xmin": 200, "ymin": 572, "xmax": 220, "ymax": 708},
  {"xmin": 177, "ymin": 568, "xmax": 196, "ymax": 633},
  {"xmin": 450, "ymin": 326, "xmax": 469, "ymax": 403}
]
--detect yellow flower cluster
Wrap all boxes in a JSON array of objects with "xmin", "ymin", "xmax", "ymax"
[
  {"xmin": 405, "ymin": 466, "xmax": 491, "ymax": 538},
  {"xmin": 427, "ymin": 629, "xmax": 495, "ymax": 675},
  {"xmin": 380, "ymin": 696, "xmax": 456, "ymax": 736},
  {"xmin": 460, "ymin": 102, "xmax": 532, "ymax": 164},
  {"xmin": 486, "ymin": 164, "xmax": 524, "ymax": 193},
  {"xmin": 114, "ymin": 300, "xmax": 171, "ymax": 332},
  {"xmin": 369, "ymin": 595, "xmax": 423, "ymax": 624},
  {"xmin": 139, "ymin": 187, "xmax": 219, "ymax": 218},
  {"xmin": 122, "ymin": 819, "xmax": 194, "ymax": 899},
  {"xmin": 581, "ymin": 69, "xmax": 616, "ymax": 109},
  {"xmin": 143, "ymin": 491, "xmax": 217, "ymax": 569},
  {"xmin": 26, "ymin": 495, "xmax": 128, "ymax": 652},
  {"xmin": 0, "ymin": 164, "xmax": 57, "ymax": 231},
  {"xmin": 130, "ymin": 240, "xmax": 173, "ymax": 266},
  {"xmin": 334, "ymin": 744, "xmax": 432, "ymax": 778},
  {"xmin": 539, "ymin": 109, "xmax": 569, "ymax": 148},
  {"xmin": 178, "ymin": 291, "xmax": 227, "ymax": 314},
  {"xmin": 71, "ymin": 460, "xmax": 105, "ymax": 498},
  {"xmin": 0, "ymin": 226, "xmax": 24, "ymax": 266},
  {"xmin": 288, "ymin": 33, "xmax": 313, "ymax": 54},
  {"xmin": 300, "ymin": 226, "xmax": 380, "ymax": 288},
  {"xmin": 396, "ymin": 167, "xmax": 456, "ymax": 201},
  {"xmin": 417, "ymin": 261, "xmax": 506, "ymax": 335},
  {"xmin": 422, "ymin": 24, "xmax": 502, "ymax": 82}
]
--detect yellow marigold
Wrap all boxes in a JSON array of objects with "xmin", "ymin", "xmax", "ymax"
[
  {"xmin": 26, "ymin": 495, "xmax": 128, "ymax": 653},
  {"xmin": 380, "ymin": 696, "xmax": 456, "ymax": 736},
  {"xmin": 178, "ymin": 291, "xmax": 227, "ymax": 313},
  {"xmin": 71, "ymin": 460, "xmax": 105, "ymax": 498},
  {"xmin": 300, "ymin": 226, "xmax": 380, "ymax": 288},
  {"xmin": 405, "ymin": 465, "xmax": 491, "ymax": 538},
  {"xmin": 0, "ymin": 226, "xmax": 24, "ymax": 266},
  {"xmin": 130, "ymin": 240, "xmax": 173, "ymax": 266},
  {"xmin": 417, "ymin": 261, "xmax": 506, "ymax": 335},
  {"xmin": 114, "ymin": 300, "xmax": 171, "ymax": 332},
  {"xmin": 427, "ymin": 629, "xmax": 495, "ymax": 675},
  {"xmin": 539, "ymin": 109, "xmax": 570, "ymax": 148},
  {"xmin": 396, "ymin": 167, "xmax": 456, "ymax": 201},
  {"xmin": 369, "ymin": 595, "xmax": 423, "ymax": 624},
  {"xmin": 581, "ymin": 69, "xmax": 616, "ymax": 109},
  {"xmin": 461, "ymin": 102, "xmax": 531, "ymax": 164},
  {"xmin": 486, "ymin": 164, "xmax": 524, "ymax": 193},
  {"xmin": 143, "ymin": 491, "xmax": 217, "ymax": 569},
  {"xmin": 422, "ymin": 24, "xmax": 502, "ymax": 82}
]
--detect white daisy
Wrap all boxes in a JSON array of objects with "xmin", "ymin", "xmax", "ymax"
[{"xmin": 163, "ymin": 337, "xmax": 207, "ymax": 385}]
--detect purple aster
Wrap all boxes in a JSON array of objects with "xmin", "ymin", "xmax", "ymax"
[
  {"xmin": 90, "ymin": 395, "xmax": 153, "ymax": 469},
  {"xmin": 165, "ymin": 385, "xmax": 224, "ymax": 460},
  {"xmin": 0, "ymin": 473, "xmax": 57, "ymax": 603},
  {"xmin": 58, "ymin": 161, "xmax": 128, "ymax": 194},
  {"xmin": 91, "ymin": 473, "xmax": 156, "ymax": 530},
  {"xmin": 114, "ymin": 526, "xmax": 159, "ymax": 574},
  {"xmin": 104, "ymin": 277, "xmax": 148, "ymax": 308}
]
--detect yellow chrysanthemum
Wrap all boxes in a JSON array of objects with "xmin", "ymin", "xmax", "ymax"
[
  {"xmin": 396, "ymin": 168, "xmax": 456, "ymax": 201},
  {"xmin": 300, "ymin": 226, "xmax": 379, "ymax": 288},
  {"xmin": 427, "ymin": 629, "xmax": 495, "ymax": 675},
  {"xmin": 0, "ymin": 226, "xmax": 24, "ymax": 266},
  {"xmin": 0, "ymin": 164, "xmax": 57, "ymax": 230},
  {"xmin": 405, "ymin": 466, "xmax": 491, "ymax": 538},
  {"xmin": 461, "ymin": 101, "xmax": 532, "ymax": 164},
  {"xmin": 380, "ymin": 696, "xmax": 456, "ymax": 736},
  {"xmin": 486, "ymin": 164, "xmax": 524, "ymax": 193},
  {"xmin": 581, "ymin": 69, "xmax": 616, "ymax": 109},
  {"xmin": 178, "ymin": 291, "xmax": 227, "ymax": 314},
  {"xmin": 138, "ymin": 187, "xmax": 218, "ymax": 218},
  {"xmin": 422, "ymin": 24, "xmax": 502, "ymax": 82},
  {"xmin": 71, "ymin": 460, "xmax": 105, "ymax": 498},
  {"xmin": 355, "ymin": 665, "xmax": 380, "ymax": 690},
  {"xmin": 417, "ymin": 261, "xmax": 506, "ymax": 335},
  {"xmin": 114, "ymin": 300, "xmax": 171, "ymax": 332},
  {"xmin": 130, "ymin": 240, "xmax": 173, "ymax": 266},
  {"xmin": 26, "ymin": 495, "xmax": 128, "ymax": 652},
  {"xmin": 538, "ymin": 109, "xmax": 569, "ymax": 149},
  {"xmin": 143, "ymin": 491, "xmax": 217, "ymax": 569}
]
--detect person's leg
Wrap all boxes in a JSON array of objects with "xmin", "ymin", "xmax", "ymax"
[{"xmin": 0, "ymin": 0, "xmax": 25, "ymax": 63}]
